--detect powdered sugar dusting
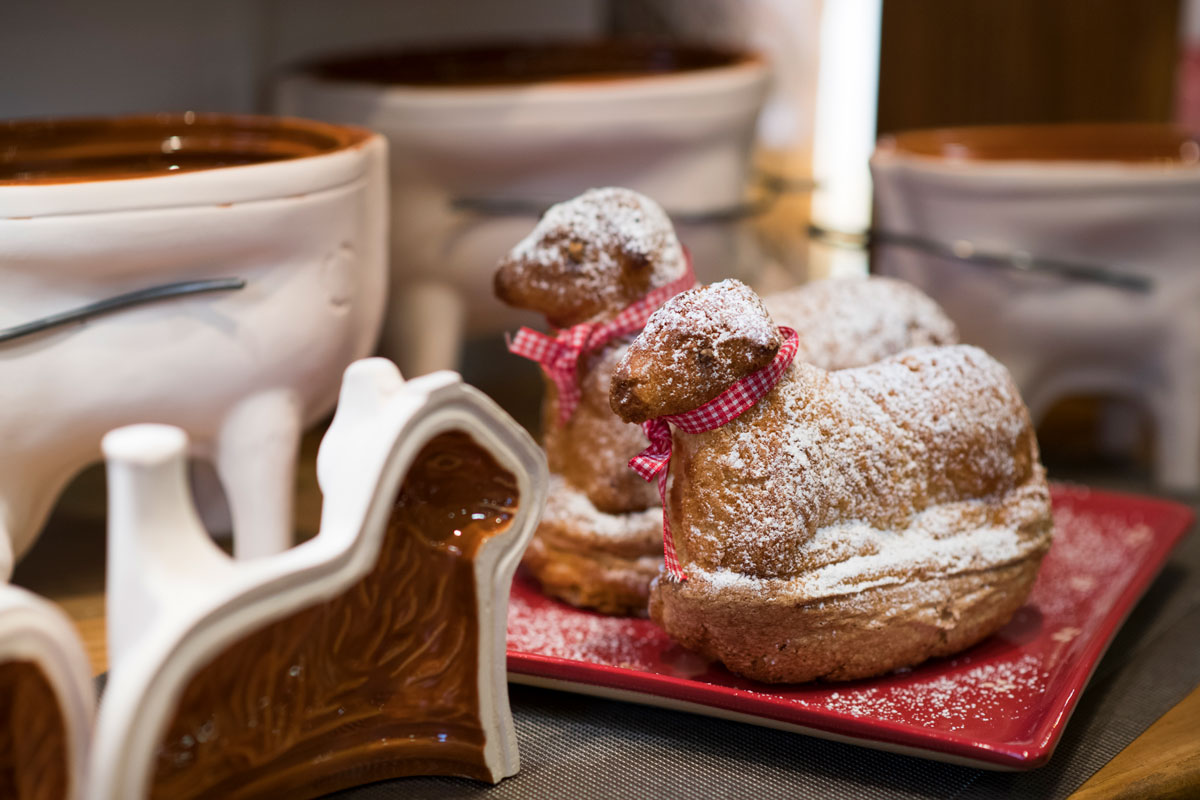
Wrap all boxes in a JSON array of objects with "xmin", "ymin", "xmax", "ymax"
[
  {"xmin": 542, "ymin": 474, "xmax": 662, "ymax": 548},
  {"xmin": 507, "ymin": 585, "xmax": 667, "ymax": 670},
  {"xmin": 641, "ymin": 279, "xmax": 778, "ymax": 359},
  {"xmin": 694, "ymin": 495, "xmax": 1041, "ymax": 603},
  {"xmin": 787, "ymin": 654, "xmax": 1049, "ymax": 730},
  {"xmin": 616, "ymin": 280, "xmax": 782, "ymax": 417},
  {"xmin": 1029, "ymin": 495, "xmax": 1154, "ymax": 622},
  {"xmin": 676, "ymin": 344, "xmax": 1049, "ymax": 581},
  {"xmin": 506, "ymin": 187, "xmax": 686, "ymax": 310},
  {"xmin": 764, "ymin": 276, "xmax": 959, "ymax": 370}
]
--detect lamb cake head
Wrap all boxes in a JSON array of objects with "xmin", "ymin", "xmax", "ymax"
[
  {"xmin": 494, "ymin": 187, "xmax": 690, "ymax": 328},
  {"xmin": 613, "ymin": 280, "xmax": 1054, "ymax": 683},
  {"xmin": 611, "ymin": 279, "xmax": 782, "ymax": 424}
]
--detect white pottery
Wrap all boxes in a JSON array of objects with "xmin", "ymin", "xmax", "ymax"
[
  {"xmin": 91, "ymin": 358, "xmax": 546, "ymax": 797},
  {"xmin": 871, "ymin": 124, "xmax": 1200, "ymax": 491},
  {"xmin": 275, "ymin": 42, "xmax": 769, "ymax": 376},
  {"xmin": 0, "ymin": 584, "xmax": 95, "ymax": 800},
  {"xmin": 0, "ymin": 113, "xmax": 389, "ymax": 574}
]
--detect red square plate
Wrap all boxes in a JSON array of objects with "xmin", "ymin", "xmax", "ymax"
[{"xmin": 505, "ymin": 485, "xmax": 1193, "ymax": 770}]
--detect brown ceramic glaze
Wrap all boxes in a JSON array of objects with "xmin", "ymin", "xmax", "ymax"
[
  {"xmin": 305, "ymin": 39, "xmax": 760, "ymax": 87},
  {"xmin": 0, "ymin": 113, "xmax": 371, "ymax": 185},
  {"xmin": 882, "ymin": 123, "xmax": 1200, "ymax": 163},
  {"xmin": 150, "ymin": 431, "xmax": 518, "ymax": 799},
  {"xmin": 0, "ymin": 660, "xmax": 69, "ymax": 800}
]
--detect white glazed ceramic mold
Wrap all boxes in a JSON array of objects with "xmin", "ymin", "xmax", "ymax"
[
  {"xmin": 871, "ymin": 128, "xmax": 1200, "ymax": 491},
  {"xmin": 275, "ymin": 47, "xmax": 769, "ymax": 376},
  {"xmin": 0, "ymin": 114, "xmax": 389, "ymax": 575},
  {"xmin": 91, "ymin": 359, "xmax": 547, "ymax": 798},
  {"xmin": 0, "ymin": 584, "xmax": 95, "ymax": 800}
]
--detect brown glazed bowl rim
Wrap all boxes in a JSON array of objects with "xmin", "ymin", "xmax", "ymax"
[
  {"xmin": 0, "ymin": 112, "xmax": 374, "ymax": 186},
  {"xmin": 878, "ymin": 123, "xmax": 1200, "ymax": 166},
  {"xmin": 293, "ymin": 38, "xmax": 766, "ymax": 91}
]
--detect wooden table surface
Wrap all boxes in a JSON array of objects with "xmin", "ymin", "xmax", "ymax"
[{"xmin": 12, "ymin": 441, "xmax": 1199, "ymax": 800}]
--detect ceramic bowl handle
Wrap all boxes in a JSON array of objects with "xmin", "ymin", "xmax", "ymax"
[{"xmin": 451, "ymin": 173, "xmax": 813, "ymax": 226}]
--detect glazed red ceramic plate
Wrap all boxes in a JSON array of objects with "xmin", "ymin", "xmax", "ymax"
[{"xmin": 506, "ymin": 485, "xmax": 1193, "ymax": 770}]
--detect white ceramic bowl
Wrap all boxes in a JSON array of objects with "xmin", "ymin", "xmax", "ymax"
[
  {"xmin": 275, "ymin": 40, "xmax": 769, "ymax": 376},
  {"xmin": 0, "ymin": 113, "xmax": 389, "ymax": 571},
  {"xmin": 871, "ymin": 123, "xmax": 1200, "ymax": 490}
]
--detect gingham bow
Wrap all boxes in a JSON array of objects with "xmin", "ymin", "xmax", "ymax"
[
  {"xmin": 629, "ymin": 326, "xmax": 799, "ymax": 582},
  {"xmin": 506, "ymin": 254, "xmax": 695, "ymax": 424}
]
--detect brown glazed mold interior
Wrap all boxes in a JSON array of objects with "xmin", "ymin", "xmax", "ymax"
[
  {"xmin": 150, "ymin": 431, "xmax": 517, "ymax": 800},
  {"xmin": 305, "ymin": 39, "xmax": 759, "ymax": 87},
  {"xmin": 882, "ymin": 123, "xmax": 1200, "ymax": 164},
  {"xmin": 0, "ymin": 660, "xmax": 69, "ymax": 800},
  {"xmin": 0, "ymin": 113, "xmax": 370, "ymax": 184}
]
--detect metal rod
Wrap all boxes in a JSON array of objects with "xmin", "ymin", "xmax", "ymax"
[
  {"xmin": 452, "ymin": 172, "xmax": 816, "ymax": 226},
  {"xmin": 806, "ymin": 225, "xmax": 1153, "ymax": 293},
  {"xmin": 0, "ymin": 277, "xmax": 247, "ymax": 344}
]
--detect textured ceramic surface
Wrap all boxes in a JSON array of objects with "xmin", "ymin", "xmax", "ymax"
[
  {"xmin": 871, "ymin": 124, "xmax": 1200, "ymax": 491},
  {"xmin": 275, "ymin": 44, "xmax": 768, "ymax": 376},
  {"xmin": 0, "ymin": 113, "xmax": 389, "ymax": 574},
  {"xmin": 507, "ymin": 486, "xmax": 1193, "ymax": 770},
  {"xmin": 92, "ymin": 359, "xmax": 546, "ymax": 798},
  {"xmin": 0, "ymin": 585, "xmax": 95, "ymax": 800}
]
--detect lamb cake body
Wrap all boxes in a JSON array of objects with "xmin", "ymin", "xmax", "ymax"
[
  {"xmin": 764, "ymin": 275, "xmax": 958, "ymax": 368},
  {"xmin": 497, "ymin": 188, "xmax": 961, "ymax": 616},
  {"xmin": 611, "ymin": 281, "xmax": 1053, "ymax": 683}
]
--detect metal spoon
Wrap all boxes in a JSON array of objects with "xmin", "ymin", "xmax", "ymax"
[
  {"xmin": 0, "ymin": 277, "xmax": 247, "ymax": 345},
  {"xmin": 807, "ymin": 225, "xmax": 1152, "ymax": 293}
]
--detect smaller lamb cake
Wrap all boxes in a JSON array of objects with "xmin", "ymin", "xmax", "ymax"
[
  {"xmin": 611, "ymin": 280, "xmax": 1053, "ymax": 683},
  {"xmin": 495, "ymin": 187, "xmax": 693, "ymax": 615}
]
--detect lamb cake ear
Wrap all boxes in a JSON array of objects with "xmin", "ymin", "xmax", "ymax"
[{"xmin": 91, "ymin": 364, "xmax": 547, "ymax": 799}]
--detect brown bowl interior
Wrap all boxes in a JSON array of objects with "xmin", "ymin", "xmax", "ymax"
[
  {"xmin": 882, "ymin": 123, "xmax": 1200, "ymax": 164},
  {"xmin": 0, "ymin": 113, "xmax": 369, "ymax": 184},
  {"xmin": 304, "ymin": 39, "xmax": 759, "ymax": 87}
]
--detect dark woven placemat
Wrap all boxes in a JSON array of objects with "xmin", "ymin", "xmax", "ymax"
[{"xmin": 328, "ymin": 495, "xmax": 1199, "ymax": 800}]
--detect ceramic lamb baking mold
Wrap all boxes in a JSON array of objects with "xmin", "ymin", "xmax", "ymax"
[
  {"xmin": 0, "ymin": 584, "xmax": 95, "ymax": 800},
  {"xmin": 90, "ymin": 359, "xmax": 547, "ymax": 799}
]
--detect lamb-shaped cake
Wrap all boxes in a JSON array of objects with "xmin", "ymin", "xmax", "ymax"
[
  {"xmin": 496, "ymin": 188, "xmax": 962, "ymax": 616},
  {"xmin": 495, "ymin": 187, "xmax": 694, "ymax": 615},
  {"xmin": 611, "ymin": 280, "xmax": 1053, "ymax": 683}
]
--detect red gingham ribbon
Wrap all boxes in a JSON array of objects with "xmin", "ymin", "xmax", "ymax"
[
  {"xmin": 506, "ymin": 253, "xmax": 695, "ymax": 424},
  {"xmin": 629, "ymin": 326, "xmax": 799, "ymax": 582}
]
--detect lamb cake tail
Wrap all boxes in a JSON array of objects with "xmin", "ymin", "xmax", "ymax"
[{"xmin": 611, "ymin": 280, "xmax": 783, "ymax": 424}]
